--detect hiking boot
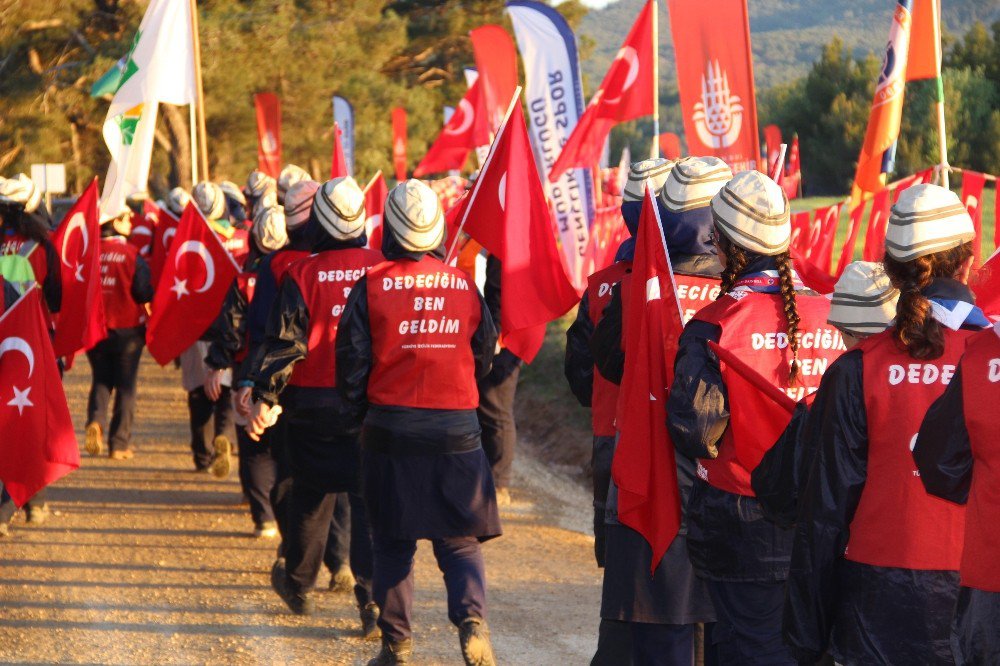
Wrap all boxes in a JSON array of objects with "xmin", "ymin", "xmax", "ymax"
[
  {"xmin": 25, "ymin": 504, "xmax": 50, "ymax": 526},
  {"xmin": 254, "ymin": 521, "xmax": 278, "ymax": 539},
  {"xmin": 209, "ymin": 435, "xmax": 232, "ymax": 478},
  {"xmin": 110, "ymin": 449, "xmax": 134, "ymax": 461},
  {"xmin": 270, "ymin": 558, "xmax": 313, "ymax": 615},
  {"xmin": 367, "ymin": 636, "xmax": 412, "ymax": 665},
  {"xmin": 360, "ymin": 602, "xmax": 381, "ymax": 640},
  {"xmin": 84, "ymin": 422, "xmax": 103, "ymax": 456},
  {"xmin": 329, "ymin": 564, "xmax": 355, "ymax": 593},
  {"xmin": 459, "ymin": 617, "xmax": 496, "ymax": 666}
]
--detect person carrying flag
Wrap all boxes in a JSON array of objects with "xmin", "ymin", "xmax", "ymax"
[
  {"xmin": 914, "ymin": 323, "xmax": 1000, "ymax": 665},
  {"xmin": 83, "ymin": 210, "xmax": 154, "ymax": 461},
  {"xmin": 666, "ymin": 170, "xmax": 843, "ymax": 664},
  {"xmin": 336, "ymin": 180, "xmax": 500, "ymax": 666},
  {"xmin": 785, "ymin": 184, "xmax": 987, "ymax": 665},
  {"xmin": 247, "ymin": 177, "xmax": 383, "ymax": 636}
]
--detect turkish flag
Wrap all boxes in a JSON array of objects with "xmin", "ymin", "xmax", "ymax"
[
  {"xmin": 52, "ymin": 179, "xmax": 107, "ymax": 357},
  {"xmin": 659, "ymin": 133, "xmax": 682, "ymax": 160},
  {"xmin": 146, "ymin": 204, "xmax": 241, "ymax": 366},
  {"xmin": 782, "ymin": 135, "xmax": 801, "ymax": 199},
  {"xmin": 611, "ymin": 186, "xmax": 684, "ymax": 573},
  {"xmin": 764, "ymin": 124, "xmax": 782, "ymax": 174},
  {"xmin": 150, "ymin": 206, "xmax": 180, "ymax": 287},
  {"xmin": 331, "ymin": 121, "xmax": 349, "ymax": 179},
  {"xmin": 470, "ymin": 25, "xmax": 518, "ymax": 143},
  {"xmin": 0, "ymin": 287, "xmax": 79, "ymax": 507},
  {"xmin": 364, "ymin": 171, "xmax": 388, "ymax": 251},
  {"xmin": 811, "ymin": 203, "xmax": 842, "ymax": 272},
  {"xmin": 789, "ymin": 211, "xmax": 811, "ymax": 258},
  {"xmin": 453, "ymin": 97, "xmax": 578, "ymax": 362},
  {"xmin": 128, "ymin": 200, "xmax": 160, "ymax": 256},
  {"xmin": 836, "ymin": 203, "xmax": 867, "ymax": 276},
  {"xmin": 791, "ymin": 247, "xmax": 837, "ymax": 295},
  {"xmin": 708, "ymin": 340, "xmax": 797, "ymax": 472},
  {"xmin": 862, "ymin": 188, "xmax": 892, "ymax": 262},
  {"xmin": 549, "ymin": 0, "xmax": 654, "ymax": 182},
  {"xmin": 254, "ymin": 92, "xmax": 282, "ymax": 179},
  {"xmin": 391, "ymin": 108, "xmax": 408, "ymax": 182},
  {"xmin": 961, "ymin": 171, "xmax": 986, "ymax": 266},
  {"xmin": 970, "ymin": 250, "xmax": 1000, "ymax": 317},
  {"xmin": 414, "ymin": 80, "xmax": 481, "ymax": 177}
]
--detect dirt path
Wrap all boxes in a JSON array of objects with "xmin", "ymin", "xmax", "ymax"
[{"xmin": 0, "ymin": 354, "xmax": 602, "ymax": 665}]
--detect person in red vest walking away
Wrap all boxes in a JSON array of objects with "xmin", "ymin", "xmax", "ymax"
[
  {"xmin": 914, "ymin": 322, "xmax": 1000, "ymax": 665},
  {"xmin": 784, "ymin": 184, "xmax": 988, "ymax": 665},
  {"xmin": 336, "ymin": 180, "xmax": 500, "ymax": 666},
  {"xmin": 83, "ymin": 210, "xmax": 153, "ymax": 460},
  {"xmin": 666, "ymin": 170, "xmax": 844, "ymax": 664}
]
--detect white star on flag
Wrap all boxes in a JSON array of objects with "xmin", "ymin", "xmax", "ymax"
[
  {"xmin": 8, "ymin": 386, "xmax": 33, "ymax": 415},
  {"xmin": 170, "ymin": 277, "xmax": 189, "ymax": 299},
  {"xmin": 74, "ymin": 262, "xmax": 85, "ymax": 282}
]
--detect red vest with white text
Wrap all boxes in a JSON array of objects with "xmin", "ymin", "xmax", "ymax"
[
  {"xmin": 692, "ymin": 290, "xmax": 843, "ymax": 496},
  {"xmin": 286, "ymin": 247, "xmax": 383, "ymax": 388},
  {"xmin": 958, "ymin": 328, "xmax": 1000, "ymax": 589},
  {"xmin": 366, "ymin": 256, "xmax": 481, "ymax": 410},
  {"xmin": 270, "ymin": 248, "xmax": 309, "ymax": 285},
  {"xmin": 587, "ymin": 260, "xmax": 631, "ymax": 437},
  {"xmin": 845, "ymin": 328, "xmax": 973, "ymax": 571},
  {"xmin": 99, "ymin": 238, "xmax": 146, "ymax": 329}
]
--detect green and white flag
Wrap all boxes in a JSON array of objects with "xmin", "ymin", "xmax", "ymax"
[{"xmin": 99, "ymin": 0, "xmax": 197, "ymax": 218}]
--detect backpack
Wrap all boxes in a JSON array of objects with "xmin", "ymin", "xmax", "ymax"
[{"xmin": 0, "ymin": 239, "xmax": 39, "ymax": 294}]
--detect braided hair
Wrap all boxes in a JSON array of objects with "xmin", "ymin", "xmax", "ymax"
[{"xmin": 882, "ymin": 242, "xmax": 973, "ymax": 360}]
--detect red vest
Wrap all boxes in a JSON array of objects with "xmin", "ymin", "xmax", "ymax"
[
  {"xmin": 285, "ymin": 247, "xmax": 383, "ymax": 388},
  {"xmin": 958, "ymin": 328, "xmax": 1000, "ymax": 590},
  {"xmin": 692, "ymin": 290, "xmax": 843, "ymax": 496},
  {"xmin": 98, "ymin": 238, "xmax": 146, "ymax": 329},
  {"xmin": 222, "ymin": 228, "xmax": 250, "ymax": 267},
  {"xmin": 271, "ymin": 249, "xmax": 309, "ymax": 285},
  {"xmin": 845, "ymin": 328, "xmax": 974, "ymax": 571},
  {"xmin": 587, "ymin": 260, "xmax": 631, "ymax": 437},
  {"xmin": 366, "ymin": 256, "xmax": 482, "ymax": 410}
]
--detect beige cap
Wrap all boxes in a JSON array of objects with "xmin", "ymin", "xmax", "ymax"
[
  {"xmin": 659, "ymin": 156, "xmax": 733, "ymax": 213},
  {"xmin": 828, "ymin": 261, "xmax": 899, "ymax": 336},
  {"xmin": 277, "ymin": 164, "xmax": 312, "ymax": 202},
  {"xmin": 284, "ymin": 180, "xmax": 320, "ymax": 230},
  {"xmin": 0, "ymin": 173, "xmax": 42, "ymax": 213},
  {"xmin": 711, "ymin": 170, "xmax": 791, "ymax": 256},
  {"xmin": 313, "ymin": 177, "xmax": 366, "ymax": 241},
  {"xmin": 193, "ymin": 181, "xmax": 227, "ymax": 221},
  {"xmin": 166, "ymin": 187, "xmax": 191, "ymax": 216},
  {"xmin": 885, "ymin": 184, "xmax": 975, "ymax": 262},
  {"xmin": 623, "ymin": 158, "xmax": 674, "ymax": 202},
  {"xmin": 219, "ymin": 180, "xmax": 246, "ymax": 206},
  {"xmin": 252, "ymin": 206, "xmax": 288, "ymax": 253},
  {"xmin": 384, "ymin": 179, "xmax": 445, "ymax": 253}
]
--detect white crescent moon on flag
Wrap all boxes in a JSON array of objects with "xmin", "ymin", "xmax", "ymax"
[
  {"xmin": 174, "ymin": 240, "xmax": 216, "ymax": 294},
  {"xmin": 131, "ymin": 226, "xmax": 153, "ymax": 238},
  {"xmin": 498, "ymin": 172, "xmax": 507, "ymax": 213},
  {"xmin": 603, "ymin": 46, "xmax": 640, "ymax": 105},
  {"xmin": 60, "ymin": 212, "xmax": 89, "ymax": 268},
  {"xmin": 163, "ymin": 227, "xmax": 176, "ymax": 248},
  {"xmin": 444, "ymin": 99, "xmax": 475, "ymax": 136},
  {"xmin": 0, "ymin": 336, "xmax": 35, "ymax": 378}
]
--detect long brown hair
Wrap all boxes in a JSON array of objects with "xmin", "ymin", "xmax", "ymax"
[
  {"xmin": 718, "ymin": 235, "xmax": 801, "ymax": 383},
  {"xmin": 882, "ymin": 242, "xmax": 973, "ymax": 360}
]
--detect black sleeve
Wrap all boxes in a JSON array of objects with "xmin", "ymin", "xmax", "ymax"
[
  {"xmin": 484, "ymin": 254, "xmax": 502, "ymax": 334},
  {"xmin": 783, "ymin": 350, "xmax": 868, "ymax": 664},
  {"xmin": 473, "ymin": 291, "xmax": 499, "ymax": 381},
  {"xmin": 590, "ymin": 285, "xmax": 625, "ymax": 385},
  {"xmin": 665, "ymin": 320, "xmax": 727, "ymax": 460},
  {"xmin": 335, "ymin": 276, "xmax": 373, "ymax": 427},
  {"xmin": 3, "ymin": 280, "xmax": 18, "ymax": 309},
  {"xmin": 249, "ymin": 276, "xmax": 310, "ymax": 406},
  {"xmin": 205, "ymin": 278, "xmax": 248, "ymax": 371},
  {"xmin": 564, "ymin": 292, "xmax": 595, "ymax": 406},
  {"xmin": 130, "ymin": 254, "xmax": 154, "ymax": 304},
  {"xmin": 913, "ymin": 365, "xmax": 972, "ymax": 504},
  {"xmin": 41, "ymin": 239, "xmax": 61, "ymax": 314},
  {"xmin": 751, "ymin": 401, "xmax": 812, "ymax": 528}
]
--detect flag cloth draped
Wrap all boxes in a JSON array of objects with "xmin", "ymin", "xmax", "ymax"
[
  {"xmin": 764, "ymin": 125, "xmax": 782, "ymax": 174},
  {"xmin": 253, "ymin": 92, "xmax": 282, "ymax": 178},
  {"xmin": 970, "ymin": 250, "xmax": 1000, "ymax": 317},
  {"xmin": 782, "ymin": 135, "xmax": 802, "ymax": 199},
  {"xmin": 469, "ymin": 25, "xmax": 519, "ymax": 141},
  {"xmin": 149, "ymin": 207, "xmax": 180, "ymax": 287},
  {"xmin": 669, "ymin": 0, "xmax": 761, "ymax": 172},
  {"xmin": 960, "ymin": 171, "xmax": 986, "ymax": 266},
  {"xmin": 98, "ymin": 0, "xmax": 196, "ymax": 218},
  {"xmin": 391, "ymin": 108, "xmax": 408, "ymax": 182},
  {"xmin": 862, "ymin": 188, "xmax": 893, "ymax": 262},
  {"xmin": 413, "ymin": 80, "xmax": 482, "ymax": 177},
  {"xmin": 849, "ymin": 0, "xmax": 914, "ymax": 210},
  {"xmin": 146, "ymin": 205, "xmax": 240, "ymax": 366},
  {"xmin": 331, "ymin": 122, "xmax": 349, "ymax": 179},
  {"xmin": 453, "ymin": 96, "xmax": 578, "ymax": 363},
  {"xmin": 52, "ymin": 179, "xmax": 107, "ymax": 357},
  {"xmin": 128, "ymin": 200, "xmax": 160, "ymax": 256},
  {"xmin": 365, "ymin": 172, "xmax": 388, "ymax": 251},
  {"xmin": 659, "ymin": 133, "xmax": 682, "ymax": 160},
  {"xmin": 611, "ymin": 186, "xmax": 685, "ymax": 574},
  {"xmin": 548, "ymin": 0, "xmax": 654, "ymax": 182},
  {"xmin": 907, "ymin": 0, "xmax": 942, "ymax": 82},
  {"xmin": 332, "ymin": 95, "xmax": 355, "ymax": 176},
  {"xmin": 0, "ymin": 287, "xmax": 80, "ymax": 507}
]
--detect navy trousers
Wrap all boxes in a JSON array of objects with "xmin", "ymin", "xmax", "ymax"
[
  {"xmin": 630, "ymin": 622, "xmax": 695, "ymax": 666},
  {"xmin": 373, "ymin": 535, "xmax": 486, "ymax": 642},
  {"xmin": 85, "ymin": 327, "xmax": 145, "ymax": 453},
  {"xmin": 323, "ymin": 493, "xmax": 351, "ymax": 574},
  {"xmin": 707, "ymin": 580, "xmax": 795, "ymax": 665},
  {"xmin": 235, "ymin": 427, "xmax": 277, "ymax": 527},
  {"xmin": 187, "ymin": 386, "xmax": 233, "ymax": 470}
]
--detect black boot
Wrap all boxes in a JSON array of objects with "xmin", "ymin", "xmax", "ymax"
[
  {"xmin": 360, "ymin": 602, "xmax": 381, "ymax": 640},
  {"xmin": 459, "ymin": 617, "xmax": 496, "ymax": 666},
  {"xmin": 270, "ymin": 558, "xmax": 314, "ymax": 615},
  {"xmin": 366, "ymin": 636, "xmax": 412, "ymax": 665}
]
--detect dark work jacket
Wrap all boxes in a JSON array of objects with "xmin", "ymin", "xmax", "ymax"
[
  {"xmin": 204, "ymin": 254, "xmax": 262, "ymax": 377},
  {"xmin": 564, "ymin": 289, "xmax": 595, "ymax": 407},
  {"xmin": 750, "ymin": 393, "xmax": 817, "ymax": 529},
  {"xmin": 784, "ymin": 280, "xmax": 986, "ymax": 665}
]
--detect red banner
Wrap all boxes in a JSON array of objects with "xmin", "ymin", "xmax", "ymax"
[
  {"xmin": 836, "ymin": 203, "xmax": 867, "ymax": 276},
  {"xmin": 331, "ymin": 122, "xmax": 348, "ymax": 179},
  {"xmin": 470, "ymin": 25, "xmax": 519, "ymax": 142},
  {"xmin": 414, "ymin": 80, "xmax": 481, "ymax": 177},
  {"xmin": 659, "ymin": 133, "xmax": 682, "ymax": 160},
  {"xmin": 811, "ymin": 203, "xmax": 841, "ymax": 272},
  {"xmin": 961, "ymin": 171, "xmax": 986, "ymax": 266},
  {"xmin": 253, "ymin": 92, "xmax": 282, "ymax": 179},
  {"xmin": 391, "ymin": 107, "xmax": 408, "ymax": 182},
  {"xmin": 862, "ymin": 188, "xmax": 892, "ymax": 262},
  {"xmin": 764, "ymin": 124, "xmax": 782, "ymax": 174},
  {"xmin": 782, "ymin": 135, "xmax": 802, "ymax": 199},
  {"xmin": 669, "ymin": 0, "xmax": 761, "ymax": 172}
]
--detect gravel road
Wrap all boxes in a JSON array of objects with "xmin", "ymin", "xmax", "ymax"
[{"xmin": 0, "ymin": 353, "xmax": 602, "ymax": 665}]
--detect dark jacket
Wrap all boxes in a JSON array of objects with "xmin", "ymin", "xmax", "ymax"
[
  {"xmin": 913, "ymin": 363, "xmax": 972, "ymax": 503},
  {"xmin": 204, "ymin": 255, "xmax": 262, "ymax": 375},
  {"xmin": 564, "ymin": 289, "xmax": 595, "ymax": 407}
]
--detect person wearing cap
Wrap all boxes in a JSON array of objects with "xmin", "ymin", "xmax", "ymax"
[
  {"xmin": 165, "ymin": 187, "xmax": 191, "ymax": 220},
  {"xmin": 203, "ymin": 206, "xmax": 288, "ymax": 538},
  {"xmin": 784, "ymin": 184, "xmax": 988, "ymax": 665},
  {"xmin": 219, "ymin": 180, "xmax": 249, "ymax": 230},
  {"xmin": 245, "ymin": 177, "xmax": 383, "ymax": 634},
  {"xmin": 665, "ymin": 170, "xmax": 844, "ymax": 664},
  {"xmin": 245, "ymin": 170, "xmax": 277, "ymax": 213},
  {"xmin": 336, "ymin": 179, "xmax": 500, "ymax": 666},
  {"xmin": 277, "ymin": 164, "xmax": 312, "ymax": 205},
  {"xmin": 913, "ymin": 323, "xmax": 1000, "ymax": 665},
  {"xmin": 82, "ymin": 211, "xmax": 154, "ymax": 462},
  {"xmin": 193, "ymin": 181, "xmax": 250, "ymax": 268}
]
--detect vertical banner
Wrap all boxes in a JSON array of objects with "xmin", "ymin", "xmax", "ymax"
[
  {"xmin": 507, "ymin": 0, "xmax": 596, "ymax": 290},
  {"xmin": 764, "ymin": 124, "xmax": 782, "ymax": 174},
  {"xmin": 254, "ymin": 92, "xmax": 282, "ymax": 178},
  {"xmin": 961, "ymin": 171, "xmax": 986, "ymax": 266},
  {"xmin": 391, "ymin": 107, "xmax": 408, "ymax": 182},
  {"xmin": 470, "ymin": 25, "xmax": 519, "ymax": 140},
  {"xmin": 782, "ymin": 134, "xmax": 802, "ymax": 199},
  {"xmin": 332, "ymin": 95, "xmax": 355, "ymax": 176},
  {"xmin": 659, "ymin": 132, "xmax": 682, "ymax": 160},
  {"xmin": 668, "ymin": 0, "xmax": 761, "ymax": 172}
]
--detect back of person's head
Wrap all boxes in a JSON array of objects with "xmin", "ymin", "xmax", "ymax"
[
  {"xmin": 657, "ymin": 156, "xmax": 732, "ymax": 256},
  {"xmin": 277, "ymin": 164, "xmax": 312, "ymax": 204},
  {"xmin": 283, "ymin": 180, "xmax": 320, "ymax": 233},
  {"xmin": 192, "ymin": 181, "xmax": 227, "ymax": 221},
  {"xmin": 167, "ymin": 187, "xmax": 191, "ymax": 216},
  {"xmin": 251, "ymin": 205, "xmax": 288, "ymax": 254},
  {"xmin": 882, "ymin": 183, "xmax": 975, "ymax": 359},
  {"xmin": 828, "ymin": 261, "xmax": 899, "ymax": 345},
  {"xmin": 621, "ymin": 158, "xmax": 674, "ymax": 234},
  {"xmin": 384, "ymin": 179, "xmax": 444, "ymax": 254},
  {"xmin": 313, "ymin": 177, "xmax": 366, "ymax": 241}
]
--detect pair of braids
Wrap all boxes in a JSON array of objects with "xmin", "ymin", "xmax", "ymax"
[
  {"xmin": 717, "ymin": 236, "xmax": 749, "ymax": 296},
  {"xmin": 882, "ymin": 242, "xmax": 973, "ymax": 360},
  {"xmin": 774, "ymin": 252, "xmax": 801, "ymax": 384}
]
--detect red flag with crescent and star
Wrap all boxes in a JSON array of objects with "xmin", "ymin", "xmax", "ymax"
[
  {"xmin": 0, "ymin": 286, "xmax": 79, "ymax": 507},
  {"xmin": 413, "ymin": 80, "xmax": 482, "ymax": 177},
  {"xmin": 128, "ymin": 199, "xmax": 160, "ymax": 256},
  {"xmin": 149, "ymin": 206, "xmax": 180, "ymax": 287},
  {"xmin": 51, "ymin": 178, "xmax": 107, "ymax": 358},
  {"xmin": 146, "ymin": 204, "xmax": 240, "ymax": 366},
  {"xmin": 548, "ymin": 0, "xmax": 654, "ymax": 182}
]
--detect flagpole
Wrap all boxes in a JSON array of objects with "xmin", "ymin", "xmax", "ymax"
[
  {"xmin": 363, "ymin": 170, "xmax": 383, "ymax": 195},
  {"xmin": 189, "ymin": 103, "xmax": 198, "ymax": 185},
  {"xmin": 651, "ymin": 0, "xmax": 660, "ymax": 159},
  {"xmin": 189, "ymin": 0, "xmax": 209, "ymax": 182}
]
